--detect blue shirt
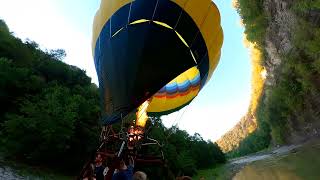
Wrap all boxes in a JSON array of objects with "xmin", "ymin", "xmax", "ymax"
[
  {"xmin": 95, "ymin": 165, "xmax": 105, "ymax": 180},
  {"xmin": 112, "ymin": 165, "xmax": 134, "ymax": 180}
]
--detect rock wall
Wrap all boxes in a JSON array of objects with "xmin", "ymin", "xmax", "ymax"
[
  {"xmin": 263, "ymin": 0, "xmax": 295, "ymax": 87},
  {"xmin": 217, "ymin": 0, "xmax": 320, "ymax": 151},
  {"xmin": 263, "ymin": 0, "xmax": 320, "ymax": 143}
]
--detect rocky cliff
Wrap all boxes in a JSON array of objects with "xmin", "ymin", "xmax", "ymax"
[
  {"xmin": 217, "ymin": 0, "xmax": 320, "ymax": 153},
  {"xmin": 263, "ymin": 0, "xmax": 320, "ymax": 143},
  {"xmin": 263, "ymin": 0, "xmax": 295, "ymax": 87}
]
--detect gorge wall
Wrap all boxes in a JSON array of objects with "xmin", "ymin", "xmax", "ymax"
[{"xmin": 217, "ymin": 0, "xmax": 320, "ymax": 154}]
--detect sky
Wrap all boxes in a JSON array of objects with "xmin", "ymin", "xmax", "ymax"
[{"xmin": 0, "ymin": 0, "xmax": 251, "ymax": 142}]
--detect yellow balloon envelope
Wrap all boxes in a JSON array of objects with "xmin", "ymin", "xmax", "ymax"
[{"xmin": 92, "ymin": 0, "xmax": 223, "ymax": 123}]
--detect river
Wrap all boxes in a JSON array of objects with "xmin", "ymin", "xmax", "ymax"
[{"xmin": 232, "ymin": 139, "xmax": 320, "ymax": 180}]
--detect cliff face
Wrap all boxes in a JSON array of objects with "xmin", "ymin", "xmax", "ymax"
[
  {"xmin": 263, "ymin": 0, "xmax": 295, "ymax": 87},
  {"xmin": 263, "ymin": 0, "xmax": 320, "ymax": 143},
  {"xmin": 217, "ymin": 0, "xmax": 320, "ymax": 153},
  {"xmin": 216, "ymin": 114, "xmax": 256, "ymax": 153}
]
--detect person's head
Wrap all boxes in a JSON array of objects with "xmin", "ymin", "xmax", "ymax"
[
  {"xmin": 95, "ymin": 154, "xmax": 103, "ymax": 164},
  {"xmin": 83, "ymin": 163, "xmax": 95, "ymax": 180},
  {"xmin": 176, "ymin": 176, "xmax": 192, "ymax": 180},
  {"xmin": 133, "ymin": 171, "xmax": 147, "ymax": 180},
  {"xmin": 184, "ymin": 176, "xmax": 192, "ymax": 180}
]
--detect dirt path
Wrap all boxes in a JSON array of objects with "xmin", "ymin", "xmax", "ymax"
[
  {"xmin": 229, "ymin": 144, "xmax": 301, "ymax": 165},
  {"xmin": 0, "ymin": 155, "xmax": 72, "ymax": 180},
  {"xmin": 231, "ymin": 139, "xmax": 320, "ymax": 180}
]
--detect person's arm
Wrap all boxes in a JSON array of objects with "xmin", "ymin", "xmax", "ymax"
[
  {"xmin": 125, "ymin": 165, "xmax": 134, "ymax": 178},
  {"xmin": 128, "ymin": 156, "xmax": 134, "ymax": 168}
]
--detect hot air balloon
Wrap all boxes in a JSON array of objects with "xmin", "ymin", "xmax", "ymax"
[
  {"xmin": 83, "ymin": 0, "xmax": 223, "ymax": 178},
  {"xmin": 92, "ymin": 0, "xmax": 223, "ymax": 126}
]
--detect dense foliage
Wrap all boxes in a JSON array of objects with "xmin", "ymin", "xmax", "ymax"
[
  {"xmin": 0, "ymin": 19, "xmax": 101, "ymax": 172},
  {"xmin": 0, "ymin": 19, "xmax": 225, "ymax": 177},
  {"xmin": 258, "ymin": 0, "xmax": 320, "ymax": 144},
  {"xmin": 236, "ymin": 0, "xmax": 267, "ymax": 46},
  {"xmin": 139, "ymin": 118, "xmax": 225, "ymax": 178},
  {"xmin": 227, "ymin": 0, "xmax": 320, "ymax": 157}
]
